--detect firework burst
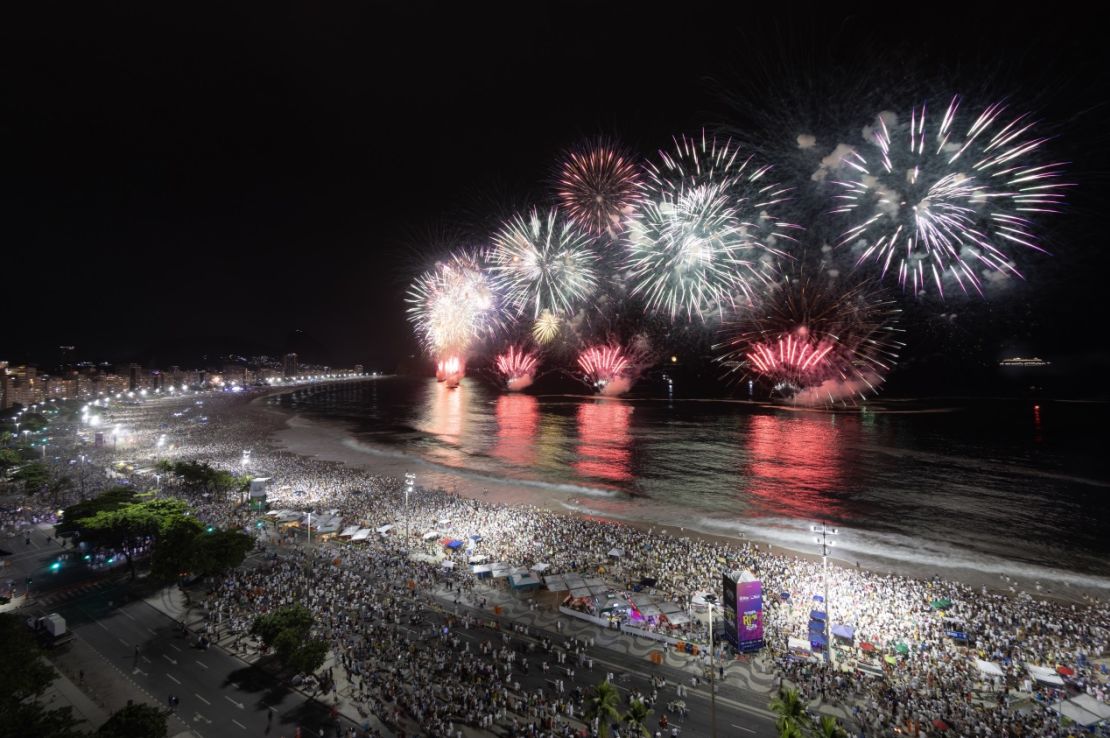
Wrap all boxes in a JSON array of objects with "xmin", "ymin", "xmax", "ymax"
[
  {"xmin": 577, "ymin": 343, "xmax": 637, "ymax": 396},
  {"xmin": 717, "ymin": 278, "xmax": 901, "ymax": 405},
  {"xmin": 627, "ymin": 133, "xmax": 797, "ymax": 321},
  {"xmin": 556, "ymin": 143, "xmax": 644, "ymax": 237},
  {"xmin": 532, "ymin": 310, "xmax": 561, "ymax": 344},
  {"xmin": 495, "ymin": 345, "xmax": 540, "ymax": 391},
  {"xmin": 828, "ymin": 96, "xmax": 1069, "ymax": 296},
  {"xmin": 406, "ymin": 251, "xmax": 499, "ymax": 358},
  {"xmin": 488, "ymin": 208, "xmax": 600, "ymax": 319}
]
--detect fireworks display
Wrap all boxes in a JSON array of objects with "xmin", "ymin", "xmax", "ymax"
[
  {"xmin": 626, "ymin": 134, "xmax": 796, "ymax": 320},
  {"xmin": 717, "ymin": 279, "xmax": 902, "ymax": 405},
  {"xmin": 495, "ymin": 345, "xmax": 540, "ymax": 391},
  {"xmin": 404, "ymin": 104, "xmax": 1070, "ymax": 400},
  {"xmin": 532, "ymin": 310, "xmax": 561, "ymax": 344},
  {"xmin": 556, "ymin": 143, "xmax": 643, "ymax": 237},
  {"xmin": 487, "ymin": 208, "xmax": 600, "ymax": 319},
  {"xmin": 406, "ymin": 252, "xmax": 498, "ymax": 359},
  {"xmin": 829, "ymin": 97, "xmax": 1069, "ymax": 296},
  {"xmin": 577, "ymin": 344, "xmax": 633, "ymax": 395}
]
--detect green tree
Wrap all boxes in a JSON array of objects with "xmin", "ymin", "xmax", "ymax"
[
  {"xmin": 585, "ymin": 680, "xmax": 623, "ymax": 738},
  {"xmin": 61, "ymin": 491, "xmax": 190, "ymax": 579},
  {"xmin": 95, "ymin": 703, "xmax": 167, "ymax": 738},
  {"xmin": 250, "ymin": 605, "xmax": 327, "ymax": 674},
  {"xmin": 149, "ymin": 516, "xmax": 205, "ymax": 582},
  {"xmin": 190, "ymin": 529, "xmax": 253, "ymax": 577},
  {"xmin": 56, "ymin": 488, "xmax": 137, "ymax": 538},
  {"xmin": 12, "ymin": 461, "xmax": 51, "ymax": 494},
  {"xmin": 622, "ymin": 698, "xmax": 652, "ymax": 737},
  {"xmin": 0, "ymin": 447, "xmax": 20, "ymax": 469},
  {"xmin": 814, "ymin": 715, "xmax": 846, "ymax": 738},
  {"xmin": 0, "ymin": 614, "xmax": 87, "ymax": 738},
  {"xmin": 770, "ymin": 687, "xmax": 808, "ymax": 738}
]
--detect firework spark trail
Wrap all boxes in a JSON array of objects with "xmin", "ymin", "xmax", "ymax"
[
  {"xmin": 830, "ymin": 96, "xmax": 1069, "ymax": 296},
  {"xmin": 578, "ymin": 344, "xmax": 629, "ymax": 384},
  {"xmin": 499, "ymin": 344, "xmax": 541, "ymax": 381},
  {"xmin": 717, "ymin": 278, "xmax": 901, "ymax": 405},
  {"xmin": 627, "ymin": 132, "xmax": 798, "ymax": 320},
  {"xmin": 556, "ymin": 143, "xmax": 644, "ymax": 237},
  {"xmin": 488, "ymin": 208, "xmax": 600, "ymax": 319},
  {"xmin": 406, "ymin": 251, "xmax": 500, "ymax": 358},
  {"xmin": 532, "ymin": 310, "xmax": 561, "ymax": 344}
]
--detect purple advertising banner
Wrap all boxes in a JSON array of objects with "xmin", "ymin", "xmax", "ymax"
[{"xmin": 737, "ymin": 578, "xmax": 764, "ymax": 646}]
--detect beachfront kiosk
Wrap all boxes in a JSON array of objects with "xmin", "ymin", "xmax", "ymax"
[{"xmin": 722, "ymin": 569, "xmax": 764, "ymax": 653}]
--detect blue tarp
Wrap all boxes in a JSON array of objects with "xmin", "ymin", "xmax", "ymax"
[
  {"xmin": 810, "ymin": 610, "xmax": 827, "ymax": 622},
  {"xmin": 780, "ymin": 592, "xmax": 790, "ymax": 600},
  {"xmin": 469, "ymin": 534, "xmax": 482, "ymax": 541},
  {"xmin": 810, "ymin": 633, "xmax": 828, "ymax": 647},
  {"xmin": 831, "ymin": 624, "xmax": 855, "ymax": 640},
  {"xmin": 809, "ymin": 620, "xmax": 827, "ymax": 634},
  {"xmin": 447, "ymin": 540, "xmax": 464, "ymax": 549},
  {"xmin": 812, "ymin": 595, "xmax": 824, "ymax": 603}
]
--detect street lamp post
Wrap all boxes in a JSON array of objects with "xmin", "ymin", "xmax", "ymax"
[
  {"xmin": 306, "ymin": 510, "xmax": 312, "ymax": 547},
  {"xmin": 812, "ymin": 522, "xmax": 838, "ymax": 667},
  {"xmin": 404, "ymin": 473, "xmax": 415, "ymax": 544},
  {"xmin": 704, "ymin": 594, "xmax": 719, "ymax": 738}
]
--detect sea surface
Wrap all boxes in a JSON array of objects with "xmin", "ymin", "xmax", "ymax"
[{"xmin": 272, "ymin": 377, "xmax": 1110, "ymax": 587}]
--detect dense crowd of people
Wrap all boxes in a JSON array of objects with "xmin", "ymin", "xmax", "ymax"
[{"xmin": 3, "ymin": 386, "xmax": 1108, "ymax": 737}]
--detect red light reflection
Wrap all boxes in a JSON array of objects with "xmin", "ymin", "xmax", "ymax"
[
  {"xmin": 491, "ymin": 393, "xmax": 540, "ymax": 467},
  {"xmin": 575, "ymin": 399, "xmax": 633, "ymax": 483},
  {"xmin": 743, "ymin": 413, "xmax": 853, "ymax": 519}
]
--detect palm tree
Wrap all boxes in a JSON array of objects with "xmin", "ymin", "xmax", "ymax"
[
  {"xmin": 770, "ymin": 687, "xmax": 808, "ymax": 738},
  {"xmin": 586, "ymin": 680, "xmax": 623, "ymax": 738},
  {"xmin": 814, "ymin": 715, "xmax": 846, "ymax": 738},
  {"xmin": 622, "ymin": 699, "xmax": 652, "ymax": 738}
]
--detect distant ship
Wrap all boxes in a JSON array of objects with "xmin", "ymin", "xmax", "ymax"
[{"xmin": 999, "ymin": 356, "xmax": 1051, "ymax": 367}]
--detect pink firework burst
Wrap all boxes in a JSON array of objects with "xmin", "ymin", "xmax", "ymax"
[
  {"xmin": 495, "ymin": 346, "xmax": 539, "ymax": 382},
  {"xmin": 556, "ymin": 143, "xmax": 644, "ymax": 237},
  {"xmin": 577, "ymin": 344, "xmax": 631, "ymax": 388}
]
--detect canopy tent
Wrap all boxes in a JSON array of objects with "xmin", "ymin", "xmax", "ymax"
[
  {"xmin": 636, "ymin": 603, "xmax": 663, "ymax": 618},
  {"xmin": 810, "ymin": 610, "xmax": 827, "ymax": 622},
  {"xmin": 468, "ymin": 554, "xmax": 489, "ymax": 564},
  {"xmin": 543, "ymin": 575, "xmax": 569, "ymax": 592},
  {"xmin": 931, "ymin": 719, "xmax": 949, "ymax": 732},
  {"xmin": 531, "ymin": 562, "xmax": 550, "ymax": 572},
  {"xmin": 445, "ymin": 540, "xmax": 464, "ymax": 550},
  {"xmin": 471, "ymin": 565, "xmax": 492, "ymax": 577},
  {"xmin": 350, "ymin": 528, "xmax": 372, "ymax": 542},
  {"xmin": 930, "ymin": 598, "xmax": 953, "ymax": 610},
  {"xmin": 1056, "ymin": 665, "xmax": 1074, "ymax": 677},
  {"xmin": 831, "ymin": 624, "xmax": 854, "ymax": 641},
  {"xmin": 509, "ymin": 573, "xmax": 542, "ymax": 590},
  {"xmin": 664, "ymin": 612, "xmax": 691, "ymax": 625},
  {"xmin": 1050, "ymin": 699, "xmax": 1104, "ymax": 728},
  {"xmin": 441, "ymin": 560, "xmax": 456, "ymax": 569},
  {"xmin": 894, "ymin": 642, "xmax": 910, "ymax": 656},
  {"xmin": 975, "ymin": 659, "xmax": 1005, "ymax": 677},
  {"xmin": 608, "ymin": 548, "xmax": 625, "ymax": 558},
  {"xmin": 1073, "ymin": 694, "xmax": 1110, "ymax": 721},
  {"xmin": 788, "ymin": 637, "xmax": 812, "ymax": 653},
  {"xmin": 812, "ymin": 594, "xmax": 824, "ymax": 603},
  {"xmin": 469, "ymin": 534, "xmax": 482, "ymax": 542},
  {"xmin": 438, "ymin": 518, "xmax": 451, "ymax": 525},
  {"xmin": 339, "ymin": 525, "xmax": 361, "ymax": 538},
  {"xmin": 780, "ymin": 592, "xmax": 791, "ymax": 600},
  {"xmin": 1026, "ymin": 665, "xmax": 1065, "ymax": 686},
  {"xmin": 809, "ymin": 633, "xmax": 828, "ymax": 648},
  {"xmin": 376, "ymin": 524, "xmax": 394, "ymax": 534},
  {"xmin": 422, "ymin": 531, "xmax": 439, "ymax": 540},
  {"xmin": 860, "ymin": 642, "xmax": 876, "ymax": 653}
]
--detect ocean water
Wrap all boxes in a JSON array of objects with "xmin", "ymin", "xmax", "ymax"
[{"xmin": 272, "ymin": 377, "xmax": 1110, "ymax": 585}]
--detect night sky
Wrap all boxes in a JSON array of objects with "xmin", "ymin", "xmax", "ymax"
[{"xmin": 2, "ymin": 6, "xmax": 1107, "ymax": 385}]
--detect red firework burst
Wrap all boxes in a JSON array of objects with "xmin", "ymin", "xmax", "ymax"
[
  {"xmin": 495, "ymin": 346, "xmax": 539, "ymax": 381},
  {"xmin": 556, "ymin": 144, "xmax": 643, "ymax": 237}
]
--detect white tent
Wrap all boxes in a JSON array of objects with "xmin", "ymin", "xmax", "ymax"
[
  {"xmin": 339, "ymin": 525, "xmax": 361, "ymax": 538},
  {"xmin": 1050, "ymin": 699, "xmax": 1103, "ymax": 728},
  {"xmin": 350, "ymin": 528, "xmax": 372, "ymax": 542},
  {"xmin": 975, "ymin": 659, "xmax": 1005, "ymax": 677},
  {"xmin": 376, "ymin": 524, "xmax": 394, "ymax": 534},
  {"xmin": 608, "ymin": 548, "xmax": 624, "ymax": 558},
  {"xmin": 468, "ymin": 554, "xmax": 489, "ymax": 564},
  {"xmin": 531, "ymin": 562, "xmax": 550, "ymax": 572},
  {"xmin": 441, "ymin": 560, "xmax": 456, "ymax": 569},
  {"xmin": 438, "ymin": 518, "xmax": 451, "ymax": 525},
  {"xmin": 665, "ymin": 612, "xmax": 691, "ymax": 625},
  {"xmin": 471, "ymin": 565, "xmax": 492, "ymax": 575},
  {"xmin": 1026, "ymin": 665, "xmax": 1065, "ymax": 686},
  {"xmin": 788, "ymin": 637, "xmax": 812, "ymax": 652},
  {"xmin": 1072, "ymin": 694, "xmax": 1110, "ymax": 721},
  {"xmin": 422, "ymin": 531, "xmax": 439, "ymax": 540},
  {"xmin": 543, "ymin": 575, "xmax": 569, "ymax": 592}
]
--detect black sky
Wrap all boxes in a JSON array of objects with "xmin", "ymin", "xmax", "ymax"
[{"xmin": 1, "ymin": 5, "xmax": 1107, "ymax": 376}]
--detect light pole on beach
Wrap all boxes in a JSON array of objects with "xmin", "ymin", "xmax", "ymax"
[
  {"xmin": 704, "ymin": 593, "xmax": 718, "ymax": 738},
  {"xmin": 404, "ymin": 473, "xmax": 415, "ymax": 544},
  {"xmin": 812, "ymin": 522, "xmax": 838, "ymax": 666}
]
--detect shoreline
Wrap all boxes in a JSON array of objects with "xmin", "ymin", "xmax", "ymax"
[{"xmin": 251, "ymin": 388, "xmax": 1109, "ymax": 605}]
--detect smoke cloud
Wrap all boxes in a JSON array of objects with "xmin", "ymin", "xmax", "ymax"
[{"xmin": 506, "ymin": 374, "xmax": 534, "ymax": 392}]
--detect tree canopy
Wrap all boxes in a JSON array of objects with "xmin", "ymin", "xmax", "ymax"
[
  {"xmin": 0, "ymin": 614, "xmax": 86, "ymax": 738},
  {"xmin": 251, "ymin": 605, "xmax": 328, "ymax": 675},
  {"xmin": 94, "ymin": 703, "xmax": 167, "ymax": 738}
]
